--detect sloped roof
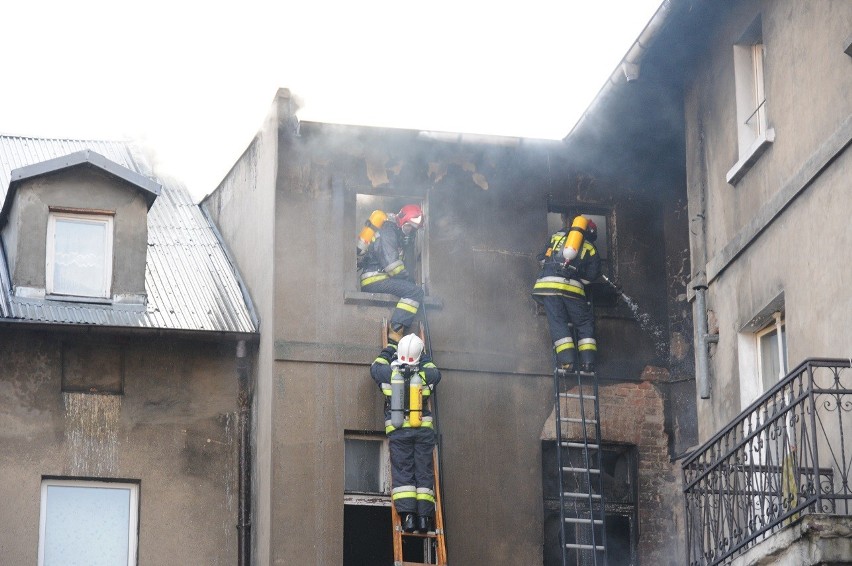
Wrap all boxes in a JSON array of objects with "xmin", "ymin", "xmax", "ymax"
[{"xmin": 0, "ymin": 134, "xmax": 258, "ymax": 336}]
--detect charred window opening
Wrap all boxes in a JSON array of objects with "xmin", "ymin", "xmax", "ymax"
[
  {"xmin": 355, "ymin": 193, "xmax": 428, "ymax": 288},
  {"xmin": 544, "ymin": 200, "xmax": 618, "ymax": 308},
  {"xmin": 542, "ymin": 442, "xmax": 638, "ymax": 565},
  {"xmin": 343, "ymin": 433, "xmax": 394, "ymax": 565}
]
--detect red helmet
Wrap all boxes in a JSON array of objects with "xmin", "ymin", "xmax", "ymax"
[
  {"xmin": 585, "ymin": 219, "xmax": 598, "ymax": 243},
  {"xmin": 397, "ymin": 204, "xmax": 424, "ymax": 233}
]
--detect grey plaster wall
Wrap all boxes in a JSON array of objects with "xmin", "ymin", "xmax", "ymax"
[
  {"xmin": 1, "ymin": 167, "xmax": 149, "ymax": 296},
  {"xmin": 0, "ymin": 328, "xmax": 239, "ymax": 565},
  {"xmin": 203, "ymin": 92, "xmax": 283, "ymax": 566},
  {"xmin": 684, "ymin": 0, "xmax": 852, "ymax": 437}
]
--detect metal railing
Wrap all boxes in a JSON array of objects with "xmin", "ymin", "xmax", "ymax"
[{"xmin": 682, "ymin": 358, "xmax": 852, "ymax": 565}]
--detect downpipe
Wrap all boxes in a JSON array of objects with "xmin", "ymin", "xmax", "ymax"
[
  {"xmin": 693, "ymin": 282, "xmax": 718, "ymax": 399},
  {"xmin": 236, "ymin": 340, "xmax": 252, "ymax": 566}
]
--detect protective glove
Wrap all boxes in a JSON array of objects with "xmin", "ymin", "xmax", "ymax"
[{"xmin": 379, "ymin": 345, "xmax": 397, "ymax": 363}]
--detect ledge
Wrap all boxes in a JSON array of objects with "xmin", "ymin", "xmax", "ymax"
[
  {"xmin": 726, "ymin": 128, "xmax": 775, "ymax": 185},
  {"xmin": 343, "ymin": 290, "xmax": 443, "ymax": 309}
]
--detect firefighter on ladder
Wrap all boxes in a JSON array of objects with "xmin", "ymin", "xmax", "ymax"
[
  {"xmin": 358, "ymin": 204, "xmax": 425, "ymax": 345},
  {"xmin": 532, "ymin": 214, "xmax": 602, "ymax": 375},
  {"xmin": 371, "ymin": 334, "xmax": 441, "ymax": 534}
]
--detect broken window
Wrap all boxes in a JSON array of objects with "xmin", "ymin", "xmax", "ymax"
[{"xmin": 542, "ymin": 442, "xmax": 638, "ymax": 565}]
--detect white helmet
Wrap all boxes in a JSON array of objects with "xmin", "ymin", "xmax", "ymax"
[{"xmin": 396, "ymin": 334, "xmax": 424, "ymax": 365}]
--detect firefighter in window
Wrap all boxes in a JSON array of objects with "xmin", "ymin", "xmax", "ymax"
[
  {"xmin": 370, "ymin": 334, "xmax": 442, "ymax": 534},
  {"xmin": 357, "ymin": 204, "xmax": 424, "ymax": 345},
  {"xmin": 532, "ymin": 214, "xmax": 602, "ymax": 375}
]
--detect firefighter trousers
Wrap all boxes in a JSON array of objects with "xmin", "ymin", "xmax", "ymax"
[
  {"xmin": 361, "ymin": 277, "xmax": 424, "ymax": 331},
  {"xmin": 388, "ymin": 426, "xmax": 436, "ymax": 517},
  {"xmin": 541, "ymin": 294, "xmax": 596, "ymax": 368}
]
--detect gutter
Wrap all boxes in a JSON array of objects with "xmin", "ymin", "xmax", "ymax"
[{"xmin": 564, "ymin": 0, "xmax": 676, "ymax": 141}]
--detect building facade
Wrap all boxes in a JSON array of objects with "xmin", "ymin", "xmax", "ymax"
[
  {"xmin": 0, "ymin": 137, "xmax": 257, "ymax": 565},
  {"xmin": 203, "ymin": 89, "xmax": 695, "ymax": 565}
]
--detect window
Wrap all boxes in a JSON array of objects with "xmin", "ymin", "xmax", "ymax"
[
  {"xmin": 38, "ymin": 478, "xmax": 138, "ymax": 566},
  {"xmin": 757, "ymin": 314, "xmax": 787, "ymax": 393},
  {"xmin": 737, "ymin": 298, "xmax": 788, "ymax": 409},
  {"xmin": 46, "ymin": 211, "xmax": 113, "ymax": 299},
  {"xmin": 355, "ymin": 194, "xmax": 427, "ymax": 286},
  {"xmin": 343, "ymin": 434, "xmax": 393, "ymax": 566},
  {"xmin": 728, "ymin": 16, "xmax": 774, "ymax": 184},
  {"xmin": 542, "ymin": 442, "xmax": 638, "ymax": 565}
]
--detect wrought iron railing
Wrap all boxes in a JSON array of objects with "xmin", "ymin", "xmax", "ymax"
[{"xmin": 682, "ymin": 358, "xmax": 852, "ymax": 565}]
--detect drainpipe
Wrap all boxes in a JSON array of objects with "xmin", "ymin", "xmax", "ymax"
[
  {"xmin": 693, "ymin": 277, "xmax": 717, "ymax": 399},
  {"xmin": 236, "ymin": 340, "xmax": 251, "ymax": 566}
]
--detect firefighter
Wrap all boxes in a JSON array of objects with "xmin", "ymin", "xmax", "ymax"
[
  {"xmin": 359, "ymin": 204, "xmax": 425, "ymax": 345},
  {"xmin": 532, "ymin": 214, "xmax": 602, "ymax": 374},
  {"xmin": 370, "ymin": 334, "xmax": 441, "ymax": 534}
]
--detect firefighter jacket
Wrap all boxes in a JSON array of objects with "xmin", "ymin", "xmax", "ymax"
[
  {"xmin": 359, "ymin": 221, "xmax": 417, "ymax": 286},
  {"xmin": 371, "ymin": 345, "xmax": 441, "ymax": 434},
  {"xmin": 532, "ymin": 230, "xmax": 601, "ymax": 300}
]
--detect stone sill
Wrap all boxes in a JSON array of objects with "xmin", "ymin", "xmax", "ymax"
[
  {"xmin": 343, "ymin": 290, "xmax": 443, "ymax": 309},
  {"xmin": 726, "ymin": 128, "xmax": 775, "ymax": 185}
]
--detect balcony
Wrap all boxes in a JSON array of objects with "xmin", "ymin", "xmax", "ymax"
[{"xmin": 682, "ymin": 359, "xmax": 852, "ymax": 565}]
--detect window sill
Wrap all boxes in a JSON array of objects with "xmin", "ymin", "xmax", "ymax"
[
  {"xmin": 726, "ymin": 128, "xmax": 775, "ymax": 185},
  {"xmin": 344, "ymin": 290, "xmax": 443, "ymax": 309}
]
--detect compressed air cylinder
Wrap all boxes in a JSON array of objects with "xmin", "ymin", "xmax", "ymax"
[
  {"xmin": 408, "ymin": 373, "xmax": 423, "ymax": 427},
  {"xmin": 356, "ymin": 210, "xmax": 388, "ymax": 256},
  {"xmin": 562, "ymin": 215, "xmax": 589, "ymax": 262},
  {"xmin": 390, "ymin": 370, "xmax": 405, "ymax": 429}
]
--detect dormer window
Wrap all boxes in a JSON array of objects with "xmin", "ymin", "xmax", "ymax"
[{"xmin": 46, "ymin": 210, "xmax": 114, "ymax": 299}]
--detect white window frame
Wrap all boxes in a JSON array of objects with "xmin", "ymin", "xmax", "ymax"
[
  {"xmin": 728, "ymin": 17, "xmax": 775, "ymax": 185},
  {"xmin": 46, "ymin": 211, "xmax": 114, "ymax": 299},
  {"xmin": 738, "ymin": 311, "xmax": 788, "ymax": 410},
  {"xmin": 38, "ymin": 478, "xmax": 139, "ymax": 566},
  {"xmin": 343, "ymin": 434, "xmax": 391, "ymax": 507}
]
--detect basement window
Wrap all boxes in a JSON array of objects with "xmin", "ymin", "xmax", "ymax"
[
  {"xmin": 542, "ymin": 442, "xmax": 638, "ymax": 565},
  {"xmin": 46, "ymin": 211, "xmax": 114, "ymax": 300},
  {"xmin": 343, "ymin": 433, "xmax": 393, "ymax": 566},
  {"xmin": 38, "ymin": 478, "xmax": 139, "ymax": 566}
]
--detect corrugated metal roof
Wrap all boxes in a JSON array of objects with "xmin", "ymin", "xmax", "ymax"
[{"xmin": 0, "ymin": 134, "xmax": 258, "ymax": 336}]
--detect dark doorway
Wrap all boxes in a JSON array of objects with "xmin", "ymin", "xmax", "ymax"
[{"xmin": 343, "ymin": 505, "xmax": 393, "ymax": 566}]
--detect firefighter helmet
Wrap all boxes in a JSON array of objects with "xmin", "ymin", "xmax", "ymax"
[
  {"xmin": 585, "ymin": 219, "xmax": 598, "ymax": 243},
  {"xmin": 397, "ymin": 334, "xmax": 424, "ymax": 365},
  {"xmin": 397, "ymin": 204, "xmax": 424, "ymax": 234}
]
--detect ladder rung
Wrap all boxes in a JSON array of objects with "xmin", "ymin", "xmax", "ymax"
[
  {"xmin": 559, "ymin": 392, "xmax": 596, "ymax": 400},
  {"xmin": 562, "ymin": 467, "xmax": 600, "ymax": 474},
  {"xmin": 563, "ymin": 492, "xmax": 601, "ymax": 499},
  {"xmin": 565, "ymin": 543, "xmax": 606, "ymax": 551},
  {"xmin": 561, "ymin": 442, "xmax": 600, "ymax": 449},
  {"xmin": 561, "ymin": 417, "xmax": 597, "ymax": 424},
  {"xmin": 564, "ymin": 517, "xmax": 604, "ymax": 525}
]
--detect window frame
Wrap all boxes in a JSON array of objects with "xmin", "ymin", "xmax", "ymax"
[
  {"xmin": 343, "ymin": 433, "xmax": 392, "ymax": 507},
  {"xmin": 46, "ymin": 210, "xmax": 114, "ymax": 300},
  {"xmin": 38, "ymin": 477, "xmax": 139, "ymax": 566},
  {"xmin": 728, "ymin": 16, "xmax": 775, "ymax": 185}
]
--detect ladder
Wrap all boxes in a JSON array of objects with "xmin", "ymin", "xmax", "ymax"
[
  {"xmin": 382, "ymin": 319, "xmax": 448, "ymax": 566},
  {"xmin": 553, "ymin": 367, "xmax": 608, "ymax": 565},
  {"xmin": 390, "ymin": 449, "xmax": 448, "ymax": 566}
]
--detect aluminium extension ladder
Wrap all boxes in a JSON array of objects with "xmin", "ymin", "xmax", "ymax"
[
  {"xmin": 553, "ymin": 367, "xmax": 608, "ymax": 566},
  {"xmin": 382, "ymin": 319, "xmax": 448, "ymax": 566}
]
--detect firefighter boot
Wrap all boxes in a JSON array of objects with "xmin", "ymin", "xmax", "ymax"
[
  {"xmin": 387, "ymin": 323, "xmax": 405, "ymax": 346},
  {"xmin": 417, "ymin": 515, "xmax": 433, "ymax": 534},
  {"xmin": 402, "ymin": 513, "xmax": 417, "ymax": 533},
  {"xmin": 579, "ymin": 349, "xmax": 595, "ymax": 376}
]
